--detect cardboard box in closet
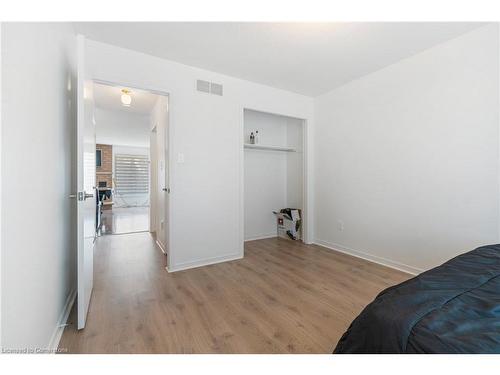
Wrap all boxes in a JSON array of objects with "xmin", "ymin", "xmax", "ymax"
[{"xmin": 273, "ymin": 209, "xmax": 301, "ymax": 241}]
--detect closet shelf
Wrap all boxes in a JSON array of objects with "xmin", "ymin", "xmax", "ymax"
[{"xmin": 244, "ymin": 144, "xmax": 296, "ymax": 152}]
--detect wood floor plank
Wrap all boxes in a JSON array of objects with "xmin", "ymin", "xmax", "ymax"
[{"xmin": 58, "ymin": 234, "xmax": 410, "ymax": 353}]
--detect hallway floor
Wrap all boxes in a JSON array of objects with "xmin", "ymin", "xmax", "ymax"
[
  {"xmin": 99, "ymin": 206, "xmax": 149, "ymax": 235},
  {"xmin": 58, "ymin": 234, "xmax": 409, "ymax": 353}
]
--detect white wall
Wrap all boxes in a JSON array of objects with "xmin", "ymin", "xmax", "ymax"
[
  {"xmin": 244, "ymin": 110, "xmax": 304, "ymax": 240},
  {"xmin": 0, "ymin": 22, "xmax": 3, "ymax": 349},
  {"xmin": 314, "ymin": 24, "xmax": 500, "ymax": 274},
  {"xmin": 286, "ymin": 117, "xmax": 304, "ymax": 210},
  {"xmin": 1, "ymin": 23, "xmax": 77, "ymax": 349},
  {"xmin": 112, "ymin": 145, "xmax": 150, "ymax": 207},
  {"xmin": 85, "ymin": 39, "xmax": 314, "ymax": 271},
  {"xmin": 95, "ymin": 107, "xmax": 150, "ymax": 148}
]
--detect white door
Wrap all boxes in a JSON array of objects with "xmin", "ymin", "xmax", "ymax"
[
  {"xmin": 156, "ymin": 96, "xmax": 169, "ymax": 255},
  {"xmin": 76, "ymin": 35, "xmax": 96, "ymax": 329},
  {"xmin": 164, "ymin": 102, "xmax": 170, "ymax": 255}
]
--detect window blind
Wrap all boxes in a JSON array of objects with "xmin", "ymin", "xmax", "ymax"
[{"xmin": 114, "ymin": 154, "xmax": 149, "ymax": 195}]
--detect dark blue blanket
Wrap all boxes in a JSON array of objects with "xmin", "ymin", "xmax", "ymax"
[{"xmin": 333, "ymin": 244, "xmax": 500, "ymax": 353}]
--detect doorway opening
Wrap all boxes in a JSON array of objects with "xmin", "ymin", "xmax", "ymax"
[{"xmin": 93, "ymin": 81, "xmax": 169, "ymax": 244}]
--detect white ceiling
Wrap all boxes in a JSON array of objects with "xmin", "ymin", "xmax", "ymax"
[
  {"xmin": 76, "ymin": 22, "xmax": 485, "ymax": 96},
  {"xmin": 93, "ymin": 81, "xmax": 160, "ymax": 115}
]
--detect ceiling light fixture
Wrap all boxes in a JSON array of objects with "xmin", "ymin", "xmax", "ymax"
[{"xmin": 121, "ymin": 89, "xmax": 132, "ymax": 107}]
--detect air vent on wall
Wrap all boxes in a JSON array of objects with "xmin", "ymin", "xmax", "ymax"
[
  {"xmin": 196, "ymin": 79, "xmax": 210, "ymax": 93},
  {"xmin": 196, "ymin": 79, "xmax": 223, "ymax": 96},
  {"xmin": 210, "ymin": 82, "xmax": 223, "ymax": 96}
]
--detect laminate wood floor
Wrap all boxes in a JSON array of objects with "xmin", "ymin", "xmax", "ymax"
[
  {"xmin": 59, "ymin": 233, "xmax": 410, "ymax": 353},
  {"xmin": 98, "ymin": 206, "xmax": 149, "ymax": 236}
]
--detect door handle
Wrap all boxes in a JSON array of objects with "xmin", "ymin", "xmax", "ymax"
[
  {"xmin": 162, "ymin": 188, "xmax": 170, "ymax": 193},
  {"xmin": 84, "ymin": 192, "xmax": 94, "ymax": 200}
]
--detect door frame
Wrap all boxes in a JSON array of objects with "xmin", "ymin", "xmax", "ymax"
[
  {"xmin": 239, "ymin": 106, "xmax": 311, "ymax": 252},
  {"xmin": 92, "ymin": 78, "xmax": 172, "ymax": 264}
]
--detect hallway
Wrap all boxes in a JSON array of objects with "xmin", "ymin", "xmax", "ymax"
[
  {"xmin": 58, "ymin": 234, "xmax": 409, "ymax": 353},
  {"xmin": 99, "ymin": 206, "xmax": 150, "ymax": 235}
]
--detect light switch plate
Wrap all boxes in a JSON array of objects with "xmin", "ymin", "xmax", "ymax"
[{"xmin": 177, "ymin": 153, "xmax": 185, "ymax": 163}]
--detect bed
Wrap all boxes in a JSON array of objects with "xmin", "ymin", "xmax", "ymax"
[{"xmin": 333, "ymin": 244, "xmax": 500, "ymax": 354}]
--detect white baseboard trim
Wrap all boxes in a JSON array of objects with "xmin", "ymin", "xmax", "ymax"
[
  {"xmin": 47, "ymin": 288, "xmax": 76, "ymax": 353},
  {"xmin": 167, "ymin": 252, "xmax": 243, "ymax": 273},
  {"xmin": 314, "ymin": 239, "xmax": 423, "ymax": 276},
  {"xmin": 156, "ymin": 239, "xmax": 166, "ymax": 255},
  {"xmin": 244, "ymin": 234, "xmax": 277, "ymax": 242}
]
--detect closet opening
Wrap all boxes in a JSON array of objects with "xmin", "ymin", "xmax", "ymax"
[{"xmin": 243, "ymin": 108, "xmax": 306, "ymax": 245}]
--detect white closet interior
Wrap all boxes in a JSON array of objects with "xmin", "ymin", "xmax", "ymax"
[{"xmin": 243, "ymin": 109, "xmax": 304, "ymax": 241}]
